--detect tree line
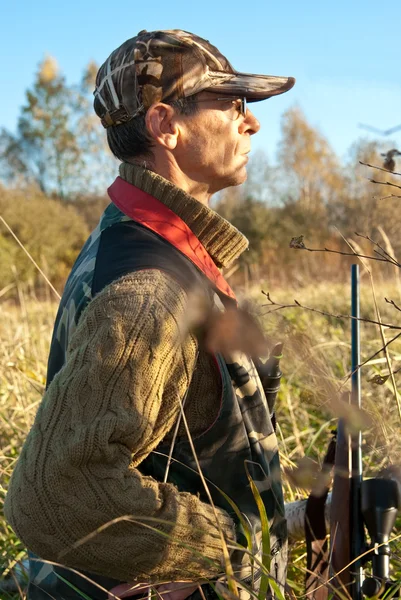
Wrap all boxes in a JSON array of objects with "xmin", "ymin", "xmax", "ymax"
[{"xmin": 0, "ymin": 56, "xmax": 400, "ymax": 296}]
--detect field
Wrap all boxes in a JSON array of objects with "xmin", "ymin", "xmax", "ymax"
[{"xmin": 1, "ymin": 279, "xmax": 401, "ymax": 598}]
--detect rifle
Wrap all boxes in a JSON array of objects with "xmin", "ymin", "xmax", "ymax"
[{"xmin": 305, "ymin": 265, "xmax": 401, "ymax": 599}]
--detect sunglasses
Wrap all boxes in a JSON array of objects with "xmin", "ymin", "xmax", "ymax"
[{"xmin": 191, "ymin": 96, "xmax": 248, "ymax": 119}]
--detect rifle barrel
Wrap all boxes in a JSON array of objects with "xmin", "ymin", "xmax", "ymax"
[{"xmin": 350, "ymin": 264, "xmax": 364, "ymax": 599}]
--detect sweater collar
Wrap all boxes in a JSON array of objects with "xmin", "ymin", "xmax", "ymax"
[{"xmin": 118, "ymin": 163, "xmax": 248, "ymax": 268}]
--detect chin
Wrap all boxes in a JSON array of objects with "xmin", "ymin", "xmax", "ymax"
[
  {"xmin": 230, "ymin": 168, "xmax": 248, "ymax": 187},
  {"xmin": 211, "ymin": 167, "xmax": 248, "ymax": 193}
]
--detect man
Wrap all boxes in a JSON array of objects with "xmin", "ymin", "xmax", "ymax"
[{"xmin": 5, "ymin": 29, "xmax": 295, "ymax": 600}]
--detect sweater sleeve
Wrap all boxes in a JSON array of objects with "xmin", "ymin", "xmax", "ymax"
[{"xmin": 4, "ymin": 270, "xmax": 235, "ymax": 583}]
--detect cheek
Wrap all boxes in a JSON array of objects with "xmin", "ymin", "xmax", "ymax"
[
  {"xmin": 181, "ymin": 122, "xmax": 210, "ymax": 156},
  {"xmin": 199, "ymin": 120, "xmax": 236, "ymax": 159},
  {"xmin": 180, "ymin": 115, "xmax": 238, "ymax": 168}
]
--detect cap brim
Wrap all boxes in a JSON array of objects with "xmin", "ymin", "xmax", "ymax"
[{"xmin": 208, "ymin": 71, "xmax": 295, "ymax": 101}]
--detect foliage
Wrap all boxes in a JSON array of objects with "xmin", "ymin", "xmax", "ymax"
[
  {"xmin": 277, "ymin": 106, "xmax": 345, "ymax": 211},
  {"xmin": 0, "ymin": 56, "xmax": 115, "ymax": 198},
  {"xmin": 0, "ymin": 185, "xmax": 89, "ymax": 293}
]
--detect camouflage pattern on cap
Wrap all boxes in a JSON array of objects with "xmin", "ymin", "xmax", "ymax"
[{"xmin": 94, "ymin": 29, "xmax": 295, "ymax": 128}]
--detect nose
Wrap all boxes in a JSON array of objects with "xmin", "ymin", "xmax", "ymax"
[{"xmin": 240, "ymin": 108, "xmax": 260, "ymax": 135}]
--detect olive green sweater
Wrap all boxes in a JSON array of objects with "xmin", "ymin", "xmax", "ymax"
[{"xmin": 5, "ymin": 164, "xmax": 249, "ymax": 584}]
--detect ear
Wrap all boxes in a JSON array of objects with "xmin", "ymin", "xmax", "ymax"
[{"xmin": 145, "ymin": 103, "xmax": 179, "ymax": 150}]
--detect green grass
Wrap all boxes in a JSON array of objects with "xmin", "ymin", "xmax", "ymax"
[{"xmin": 1, "ymin": 281, "xmax": 401, "ymax": 598}]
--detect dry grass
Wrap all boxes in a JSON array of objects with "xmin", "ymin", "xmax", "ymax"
[
  {"xmin": 1, "ymin": 280, "xmax": 401, "ymax": 598},
  {"xmin": 0, "ymin": 292, "xmax": 57, "ymax": 598}
]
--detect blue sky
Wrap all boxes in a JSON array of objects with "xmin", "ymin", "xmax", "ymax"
[{"xmin": 1, "ymin": 0, "xmax": 400, "ymax": 164}]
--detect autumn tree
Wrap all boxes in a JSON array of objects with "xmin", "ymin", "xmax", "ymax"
[
  {"xmin": 277, "ymin": 106, "xmax": 345, "ymax": 215},
  {"xmin": 74, "ymin": 60, "xmax": 117, "ymax": 192},
  {"xmin": 0, "ymin": 56, "xmax": 115, "ymax": 198},
  {"xmin": 0, "ymin": 57, "xmax": 80, "ymax": 197}
]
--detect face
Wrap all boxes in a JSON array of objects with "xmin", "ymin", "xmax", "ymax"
[{"xmin": 173, "ymin": 91, "xmax": 261, "ymax": 194}]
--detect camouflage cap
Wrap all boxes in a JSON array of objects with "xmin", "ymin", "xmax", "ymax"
[{"xmin": 94, "ymin": 29, "xmax": 295, "ymax": 128}]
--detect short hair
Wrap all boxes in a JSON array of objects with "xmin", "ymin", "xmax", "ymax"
[{"xmin": 106, "ymin": 96, "xmax": 200, "ymax": 163}]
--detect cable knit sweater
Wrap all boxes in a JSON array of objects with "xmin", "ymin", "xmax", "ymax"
[{"xmin": 4, "ymin": 164, "xmax": 249, "ymax": 584}]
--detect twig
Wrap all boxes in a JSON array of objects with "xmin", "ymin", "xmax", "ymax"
[
  {"xmin": 377, "ymin": 365, "xmax": 401, "ymax": 380},
  {"xmin": 373, "ymin": 194, "xmax": 401, "ymax": 200},
  {"xmin": 386, "ymin": 298, "xmax": 401, "ymax": 312},
  {"xmin": 369, "ymin": 178, "xmax": 401, "ymax": 191},
  {"xmin": 359, "ymin": 160, "xmax": 401, "ymax": 177},
  {"xmin": 359, "ymin": 333, "xmax": 401, "ymax": 371},
  {"xmin": 292, "ymin": 243, "xmax": 390, "ymax": 265},
  {"xmin": 354, "ymin": 232, "xmax": 401, "ymax": 267},
  {"xmin": 291, "ymin": 231, "xmax": 400, "ymax": 267},
  {"xmin": 261, "ymin": 292, "xmax": 401, "ymax": 330}
]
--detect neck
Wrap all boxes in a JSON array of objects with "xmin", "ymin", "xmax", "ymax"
[
  {"xmin": 118, "ymin": 162, "xmax": 249, "ymax": 268},
  {"xmin": 141, "ymin": 155, "xmax": 212, "ymax": 206}
]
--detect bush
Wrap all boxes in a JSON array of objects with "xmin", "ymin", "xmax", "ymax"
[{"xmin": 0, "ymin": 185, "xmax": 89, "ymax": 296}]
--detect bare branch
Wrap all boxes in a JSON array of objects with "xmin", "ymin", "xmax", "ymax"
[
  {"xmin": 290, "ymin": 232, "xmax": 400, "ymax": 267},
  {"xmin": 385, "ymin": 298, "xmax": 401, "ymax": 313},
  {"xmin": 355, "ymin": 232, "xmax": 401, "ymax": 267},
  {"xmin": 359, "ymin": 160, "xmax": 401, "ymax": 177},
  {"xmin": 368, "ymin": 178, "xmax": 401, "ymax": 191},
  {"xmin": 261, "ymin": 291, "xmax": 401, "ymax": 330},
  {"xmin": 360, "ymin": 332, "xmax": 401, "ymax": 371},
  {"xmin": 292, "ymin": 243, "xmax": 391, "ymax": 264}
]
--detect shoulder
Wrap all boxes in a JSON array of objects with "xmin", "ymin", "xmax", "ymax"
[
  {"xmin": 74, "ymin": 269, "xmax": 209, "ymax": 344},
  {"xmin": 93, "ymin": 220, "xmax": 206, "ymax": 297}
]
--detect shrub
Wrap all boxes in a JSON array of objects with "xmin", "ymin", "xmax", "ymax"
[{"xmin": 0, "ymin": 185, "xmax": 89, "ymax": 296}]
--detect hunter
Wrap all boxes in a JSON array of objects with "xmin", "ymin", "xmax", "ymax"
[{"xmin": 5, "ymin": 29, "xmax": 295, "ymax": 600}]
